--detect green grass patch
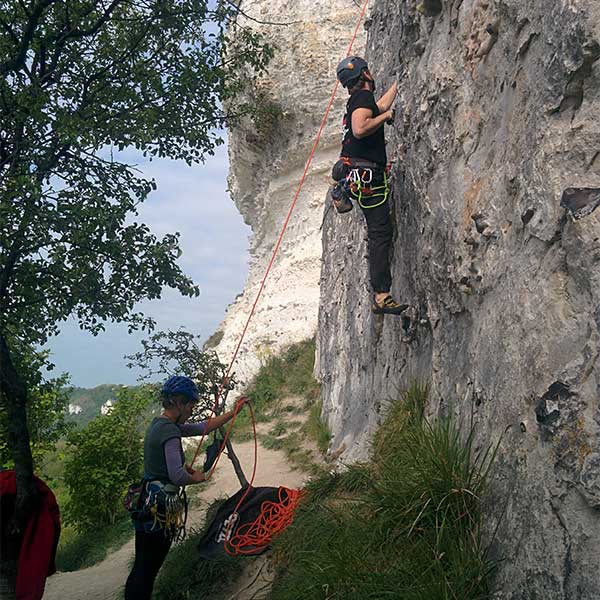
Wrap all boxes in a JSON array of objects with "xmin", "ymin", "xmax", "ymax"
[
  {"xmin": 269, "ymin": 383, "xmax": 497, "ymax": 600},
  {"xmin": 260, "ymin": 433, "xmax": 285, "ymax": 450},
  {"xmin": 232, "ymin": 338, "xmax": 321, "ymax": 441},
  {"xmin": 203, "ymin": 329, "xmax": 224, "ymax": 349},
  {"xmin": 56, "ymin": 516, "xmax": 133, "ymax": 572},
  {"xmin": 269, "ymin": 421, "xmax": 288, "ymax": 437},
  {"xmin": 302, "ymin": 401, "xmax": 331, "ymax": 454}
]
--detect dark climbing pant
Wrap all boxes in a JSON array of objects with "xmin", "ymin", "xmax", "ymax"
[
  {"xmin": 124, "ymin": 530, "xmax": 172, "ymax": 600},
  {"xmin": 360, "ymin": 197, "xmax": 393, "ymax": 293}
]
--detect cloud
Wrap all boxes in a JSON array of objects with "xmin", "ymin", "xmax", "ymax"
[{"xmin": 45, "ymin": 142, "xmax": 251, "ymax": 387}]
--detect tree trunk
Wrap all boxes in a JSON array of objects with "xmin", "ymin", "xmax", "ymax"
[
  {"xmin": 0, "ymin": 334, "xmax": 38, "ymax": 534},
  {"xmin": 212, "ymin": 384, "xmax": 249, "ymax": 488},
  {"xmin": 219, "ymin": 427, "xmax": 249, "ymax": 488}
]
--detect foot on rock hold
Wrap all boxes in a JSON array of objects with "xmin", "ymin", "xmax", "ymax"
[
  {"xmin": 417, "ymin": 0, "xmax": 443, "ymax": 17},
  {"xmin": 372, "ymin": 295, "xmax": 409, "ymax": 315}
]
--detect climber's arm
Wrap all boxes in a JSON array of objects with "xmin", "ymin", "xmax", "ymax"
[
  {"xmin": 376, "ymin": 81, "xmax": 398, "ymax": 112},
  {"xmin": 351, "ymin": 107, "xmax": 393, "ymax": 139}
]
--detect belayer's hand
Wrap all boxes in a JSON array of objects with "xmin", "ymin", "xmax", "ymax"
[
  {"xmin": 191, "ymin": 469, "xmax": 206, "ymax": 483},
  {"xmin": 235, "ymin": 395, "xmax": 251, "ymax": 411}
]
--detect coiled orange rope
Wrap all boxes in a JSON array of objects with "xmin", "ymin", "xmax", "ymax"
[{"xmin": 224, "ymin": 487, "xmax": 305, "ymax": 556}]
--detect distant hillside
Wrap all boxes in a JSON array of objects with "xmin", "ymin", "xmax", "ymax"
[{"xmin": 65, "ymin": 384, "xmax": 124, "ymax": 427}]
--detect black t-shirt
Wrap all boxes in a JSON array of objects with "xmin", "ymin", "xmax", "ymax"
[{"xmin": 341, "ymin": 89, "xmax": 387, "ymax": 166}]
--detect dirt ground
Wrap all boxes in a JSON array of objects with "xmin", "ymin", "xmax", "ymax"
[{"xmin": 43, "ymin": 436, "xmax": 309, "ymax": 600}]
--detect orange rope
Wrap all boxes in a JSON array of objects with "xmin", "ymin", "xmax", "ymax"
[
  {"xmin": 189, "ymin": 0, "xmax": 370, "ymax": 552},
  {"xmin": 224, "ymin": 487, "xmax": 305, "ymax": 556},
  {"xmin": 190, "ymin": 0, "xmax": 370, "ymax": 473}
]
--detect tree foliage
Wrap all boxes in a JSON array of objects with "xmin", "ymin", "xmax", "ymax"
[
  {"xmin": 63, "ymin": 384, "xmax": 155, "ymax": 530},
  {"xmin": 0, "ymin": 0, "xmax": 272, "ymax": 347},
  {"xmin": 125, "ymin": 328, "xmax": 237, "ymax": 418},
  {"xmin": 0, "ymin": 0, "xmax": 271, "ymax": 523}
]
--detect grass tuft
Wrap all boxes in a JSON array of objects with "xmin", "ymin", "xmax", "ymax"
[
  {"xmin": 153, "ymin": 526, "xmax": 245, "ymax": 600},
  {"xmin": 303, "ymin": 401, "xmax": 331, "ymax": 454},
  {"xmin": 269, "ymin": 383, "xmax": 497, "ymax": 600}
]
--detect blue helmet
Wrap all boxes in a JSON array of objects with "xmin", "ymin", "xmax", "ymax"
[{"xmin": 161, "ymin": 375, "xmax": 199, "ymax": 402}]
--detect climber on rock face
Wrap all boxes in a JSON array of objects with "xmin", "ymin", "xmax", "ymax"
[{"xmin": 333, "ymin": 56, "xmax": 407, "ymax": 316}]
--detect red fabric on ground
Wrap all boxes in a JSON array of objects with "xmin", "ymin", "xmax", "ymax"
[{"xmin": 0, "ymin": 470, "xmax": 61, "ymax": 600}]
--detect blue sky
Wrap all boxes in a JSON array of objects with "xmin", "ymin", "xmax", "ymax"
[{"xmin": 45, "ymin": 142, "xmax": 251, "ymax": 388}]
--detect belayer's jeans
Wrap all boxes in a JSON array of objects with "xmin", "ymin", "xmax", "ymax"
[
  {"xmin": 125, "ymin": 530, "xmax": 172, "ymax": 600},
  {"xmin": 360, "ymin": 197, "xmax": 393, "ymax": 294}
]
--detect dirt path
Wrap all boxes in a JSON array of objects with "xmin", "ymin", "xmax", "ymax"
[{"xmin": 43, "ymin": 438, "xmax": 308, "ymax": 600}]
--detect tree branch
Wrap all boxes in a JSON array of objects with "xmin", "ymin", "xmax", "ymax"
[{"xmin": 0, "ymin": 0, "xmax": 57, "ymax": 76}]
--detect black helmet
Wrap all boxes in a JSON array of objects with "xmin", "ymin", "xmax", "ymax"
[{"xmin": 336, "ymin": 56, "xmax": 369, "ymax": 88}]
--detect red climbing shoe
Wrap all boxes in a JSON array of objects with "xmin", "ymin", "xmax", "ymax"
[{"xmin": 372, "ymin": 295, "xmax": 408, "ymax": 315}]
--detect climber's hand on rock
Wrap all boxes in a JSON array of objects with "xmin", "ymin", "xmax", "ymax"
[{"xmin": 386, "ymin": 109, "xmax": 395, "ymax": 124}]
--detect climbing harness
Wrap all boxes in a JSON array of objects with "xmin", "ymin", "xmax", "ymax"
[
  {"xmin": 143, "ymin": 480, "xmax": 188, "ymax": 541},
  {"xmin": 349, "ymin": 168, "xmax": 389, "ymax": 209},
  {"xmin": 330, "ymin": 156, "xmax": 391, "ymax": 212},
  {"xmin": 126, "ymin": 479, "xmax": 188, "ymax": 541}
]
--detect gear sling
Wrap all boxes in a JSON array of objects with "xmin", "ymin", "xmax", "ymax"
[{"xmin": 330, "ymin": 156, "xmax": 390, "ymax": 213}]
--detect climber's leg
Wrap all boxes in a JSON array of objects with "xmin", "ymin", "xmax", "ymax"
[{"xmin": 360, "ymin": 198, "xmax": 407, "ymax": 315}]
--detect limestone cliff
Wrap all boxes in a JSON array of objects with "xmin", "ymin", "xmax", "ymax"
[
  {"xmin": 214, "ymin": 0, "xmax": 365, "ymax": 386},
  {"xmin": 318, "ymin": 0, "xmax": 600, "ymax": 597}
]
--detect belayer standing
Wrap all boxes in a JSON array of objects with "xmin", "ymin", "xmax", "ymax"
[
  {"xmin": 332, "ymin": 56, "xmax": 407, "ymax": 315},
  {"xmin": 124, "ymin": 375, "xmax": 248, "ymax": 600}
]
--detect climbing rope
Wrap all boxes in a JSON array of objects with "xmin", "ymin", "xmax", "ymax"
[
  {"xmin": 189, "ymin": 0, "xmax": 370, "ymax": 553},
  {"xmin": 224, "ymin": 487, "xmax": 305, "ymax": 556}
]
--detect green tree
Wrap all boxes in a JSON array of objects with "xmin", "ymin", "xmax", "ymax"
[
  {"xmin": 125, "ymin": 328, "xmax": 236, "ymax": 412},
  {"xmin": 0, "ymin": 0, "xmax": 271, "ymax": 530},
  {"xmin": 125, "ymin": 328, "xmax": 248, "ymax": 485},
  {"xmin": 63, "ymin": 385, "xmax": 154, "ymax": 529}
]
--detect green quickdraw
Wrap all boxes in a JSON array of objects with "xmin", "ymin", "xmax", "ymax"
[{"xmin": 348, "ymin": 168, "xmax": 389, "ymax": 209}]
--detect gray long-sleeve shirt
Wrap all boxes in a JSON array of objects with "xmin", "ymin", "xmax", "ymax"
[{"xmin": 143, "ymin": 417, "xmax": 207, "ymax": 486}]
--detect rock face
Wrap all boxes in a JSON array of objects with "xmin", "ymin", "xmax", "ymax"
[
  {"xmin": 318, "ymin": 0, "xmax": 600, "ymax": 597},
  {"xmin": 214, "ymin": 0, "xmax": 365, "ymax": 386}
]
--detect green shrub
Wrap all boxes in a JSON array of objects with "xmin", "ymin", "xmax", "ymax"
[{"xmin": 63, "ymin": 385, "xmax": 155, "ymax": 530}]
